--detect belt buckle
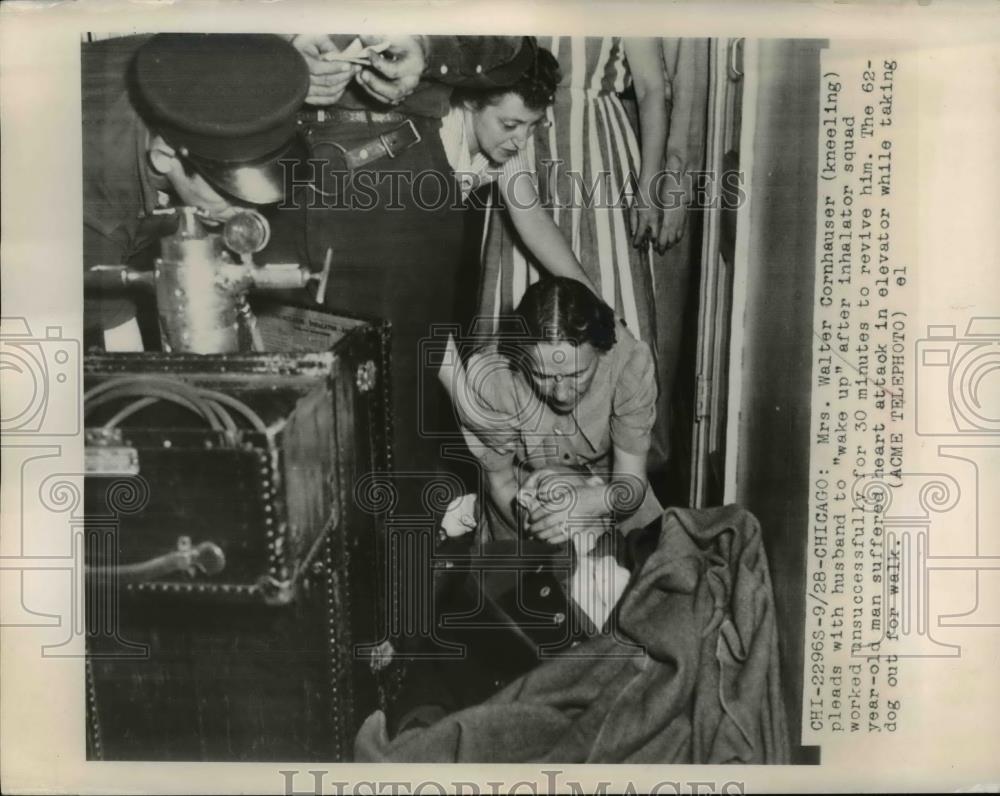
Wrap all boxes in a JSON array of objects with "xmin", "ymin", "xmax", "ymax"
[{"xmin": 378, "ymin": 118, "xmax": 421, "ymax": 159}]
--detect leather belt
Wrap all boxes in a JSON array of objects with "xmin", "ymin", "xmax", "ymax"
[
  {"xmin": 304, "ymin": 118, "xmax": 423, "ymax": 172},
  {"xmin": 298, "ymin": 108, "xmax": 408, "ymax": 125}
]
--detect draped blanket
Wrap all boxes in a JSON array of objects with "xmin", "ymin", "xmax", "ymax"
[{"xmin": 355, "ymin": 505, "xmax": 790, "ymax": 764}]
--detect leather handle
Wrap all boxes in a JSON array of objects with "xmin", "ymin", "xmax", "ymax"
[{"xmin": 86, "ymin": 536, "xmax": 226, "ymax": 585}]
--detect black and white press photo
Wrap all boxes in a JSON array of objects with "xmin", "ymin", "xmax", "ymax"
[
  {"xmin": 76, "ymin": 29, "xmax": 815, "ymax": 765},
  {"xmin": 2, "ymin": 2, "xmax": 998, "ymax": 792}
]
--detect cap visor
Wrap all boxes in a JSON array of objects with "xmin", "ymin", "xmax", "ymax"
[{"xmin": 189, "ymin": 135, "xmax": 307, "ymax": 205}]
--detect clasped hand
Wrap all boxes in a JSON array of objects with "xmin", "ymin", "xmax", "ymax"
[{"xmin": 518, "ymin": 468, "xmax": 610, "ymax": 545}]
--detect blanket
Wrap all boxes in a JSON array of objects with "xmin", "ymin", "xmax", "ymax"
[{"xmin": 355, "ymin": 504, "xmax": 790, "ymax": 763}]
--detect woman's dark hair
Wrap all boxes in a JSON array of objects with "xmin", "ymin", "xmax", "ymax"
[
  {"xmin": 499, "ymin": 277, "xmax": 617, "ymax": 365},
  {"xmin": 453, "ymin": 45, "xmax": 560, "ymax": 113}
]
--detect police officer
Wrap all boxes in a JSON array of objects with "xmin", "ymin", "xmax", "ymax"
[{"xmin": 82, "ymin": 33, "xmax": 310, "ymax": 351}]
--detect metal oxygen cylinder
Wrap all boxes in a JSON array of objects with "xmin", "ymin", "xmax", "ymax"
[{"xmin": 155, "ymin": 207, "xmax": 243, "ymax": 354}]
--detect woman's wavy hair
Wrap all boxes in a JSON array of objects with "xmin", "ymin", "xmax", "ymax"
[
  {"xmin": 497, "ymin": 277, "xmax": 617, "ymax": 369},
  {"xmin": 453, "ymin": 44, "xmax": 560, "ymax": 113}
]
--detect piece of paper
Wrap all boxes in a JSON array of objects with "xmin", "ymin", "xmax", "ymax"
[{"xmin": 321, "ymin": 37, "xmax": 392, "ymax": 63}]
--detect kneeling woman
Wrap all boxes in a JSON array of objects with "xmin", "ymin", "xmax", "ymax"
[
  {"xmin": 387, "ymin": 277, "xmax": 664, "ymax": 729},
  {"xmin": 442, "ymin": 276, "xmax": 663, "ymax": 545}
]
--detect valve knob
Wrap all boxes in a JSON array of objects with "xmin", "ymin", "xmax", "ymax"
[{"xmin": 223, "ymin": 210, "xmax": 271, "ymax": 256}]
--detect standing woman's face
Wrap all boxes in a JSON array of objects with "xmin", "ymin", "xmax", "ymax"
[
  {"xmin": 467, "ymin": 93, "xmax": 546, "ymax": 165},
  {"xmin": 524, "ymin": 341, "xmax": 600, "ymax": 414}
]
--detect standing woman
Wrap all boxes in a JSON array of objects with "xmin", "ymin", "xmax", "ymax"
[{"xmin": 477, "ymin": 37, "xmax": 666, "ymax": 352}]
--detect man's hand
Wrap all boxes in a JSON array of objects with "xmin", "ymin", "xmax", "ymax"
[
  {"xmin": 355, "ymin": 35, "xmax": 427, "ymax": 105},
  {"xmin": 291, "ymin": 35, "xmax": 359, "ymax": 106},
  {"xmin": 522, "ymin": 469, "xmax": 609, "ymax": 545}
]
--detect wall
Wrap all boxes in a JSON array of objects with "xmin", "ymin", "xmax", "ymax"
[{"xmin": 731, "ymin": 38, "xmax": 826, "ymax": 761}]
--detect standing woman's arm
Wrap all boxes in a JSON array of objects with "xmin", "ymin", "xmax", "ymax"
[
  {"xmin": 622, "ymin": 38, "xmax": 667, "ymax": 249},
  {"xmin": 501, "ymin": 164, "xmax": 599, "ymax": 295}
]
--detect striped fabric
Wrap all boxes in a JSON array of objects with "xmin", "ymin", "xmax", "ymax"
[{"xmin": 478, "ymin": 36, "xmax": 656, "ymax": 354}]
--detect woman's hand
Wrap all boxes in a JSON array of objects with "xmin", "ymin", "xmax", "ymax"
[
  {"xmin": 654, "ymin": 155, "xmax": 689, "ymax": 253},
  {"xmin": 290, "ymin": 35, "xmax": 360, "ymax": 106},
  {"xmin": 656, "ymin": 204, "xmax": 687, "ymax": 253},
  {"xmin": 623, "ymin": 37, "xmax": 667, "ymax": 252},
  {"xmin": 629, "ymin": 204, "xmax": 659, "ymax": 251},
  {"xmin": 628, "ymin": 177, "xmax": 660, "ymax": 250},
  {"xmin": 521, "ymin": 469, "xmax": 609, "ymax": 545}
]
